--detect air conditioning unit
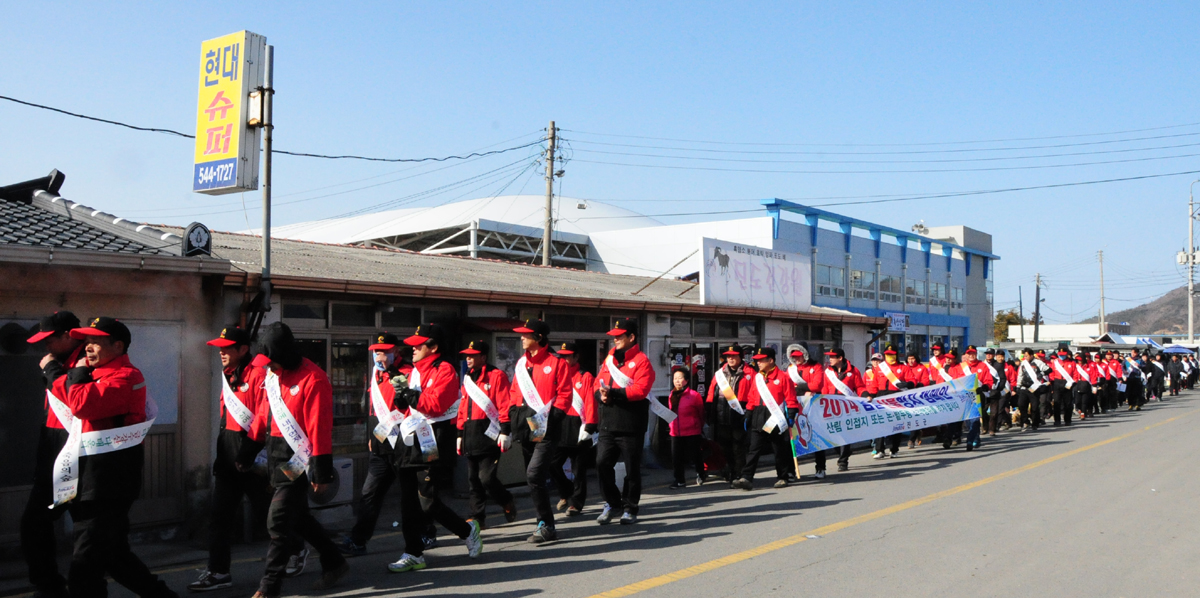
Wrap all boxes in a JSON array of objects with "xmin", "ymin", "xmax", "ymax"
[{"xmin": 309, "ymin": 457, "xmax": 354, "ymax": 508}]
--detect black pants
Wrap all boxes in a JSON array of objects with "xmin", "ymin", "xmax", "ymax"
[
  {"xmin": 466, "ymin": 453, "xmax": 513, "ymax": 524},
  {"xmin": 1127, "ymin": 379, "xmax": 1145, "ymax": 408},
  {"xmin": 596, "ymin": 432, "xmax": 644, "ymax": 515},
  {"xmin": 394, "ymin": 465, "xmax": 471, "ymax": 556},
  {"xmin": 985, "ymin": 395, "xmax": 1004, "ymax": 434},
  {"xmin": 1072, "ymin": 383, "xmax": 1094, "ymax": 417},
  {"xmin": 1104, "ymin": 380, "xmax": 1117, "ymax": 411},
  {"xmin": 523, "ymin": 440, "xmax": 560, "ymax": 527},
  {"xmin": 1017, "ymin": 389, "xmax": 1039, "ymax": 429},
  {"xmin": 207, "ymin": 470, "xmax": 270, "ymax": 574},
  {"xmin": 22, "ymin": 427, "xmax": 70, "ymax": 595},
  {"xmin": 873, "ymin": 434, "xmax": 902, "ymax": 454},
  {"xmin": 348, "ymin": 451, "xmax": 396, "ymax": 546},
  {"xmin": 1054, "ymin": 384, "xmax": 1076, "ymax": 425},
  {"xmin": 742, "ymin": 429, "xmax": 792, "ymax": 482},
  {"xmin": 259, "ymin": 478, "xmax": 345, "ymax": 596},
  {"xmin": 1170, "ymin": 376, "xmax": 1181, "ymax": 395},
  {"xmin": 551, "ymin": 443, "xmax": 592, "ymax": 510},
  {"xmin": 671, "ymin": 435, "xmax": 704, "ymax": 483},
  {"xmin": 812, "ymin": 445, "xmax": 851, "ymax": 471},
  {"xmin": 69, "ymin": 498, "xmax": 175, "ymax": 598},
  {"xmin": 713, "ymin": 423, "xmax": 748, "ymax": 481},
  {"xmin": 939, "ymin": 422, "xmax": 963, "ymax": 446}
]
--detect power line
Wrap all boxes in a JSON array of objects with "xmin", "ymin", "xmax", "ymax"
[{"xmin": 0, "ymin": 94, "xmax": 545, "ymax": 163}]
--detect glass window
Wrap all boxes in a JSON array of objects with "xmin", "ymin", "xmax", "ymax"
[
  {"xmin": 951, "ymin": 287, "xmax": 965, "ymax": 309},
  {"xmin": 694, "ymin": 320, "xmax": 715, "ymax": 337},
  {"xmin": 738, "ymin": 321, "xmax": 758, "ymax": 339},
  {"xmin": 718, "ymin": 320, "xmax": 738, "ymax": 338},
  {"xmin": 670, "ymin": 317, "xmax": 692, "ymax": 336},
  {"xmin": 781, "ymin": 323, "xmax": 794, "ymax": 339},
  {"xmin": 331, "ymin": 303, "xmax": 375, "ymax": 328},
  {"xmin": 851, "ymin": 270, "xmax": 876, "ymax": 300},
  {"xmin": 816, "ymin": 265, "xmax": 846, "ymax": 298},
  {"xmin": 905, "ymin": 279, "xmax": 926, "ymax": 305},
  {"xmin": 545, "ymin": 313, "xmax": 610, "ymax": 333},
  {"xmin": 381, "ymin": 306, "xmax": 421, "ymax": 330},
  {"xmin": 928, "ymin": 283, "xmax": 948, "ymax": 307},
  {"xmin": 879, "ymin": 275, "xmax": 902, "ymax": 303},
  {"xmin": 282, "ymin": 299, "xmax": 326, "ymax": 323}
]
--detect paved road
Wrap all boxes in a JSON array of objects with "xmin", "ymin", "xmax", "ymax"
[{"xmin": 103, "ymin": 392, "xmax": 1198, "ymax": 598}]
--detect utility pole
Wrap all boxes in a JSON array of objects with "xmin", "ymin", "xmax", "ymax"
[
  {"xmin": 261, "ymin": 45, "xmax": 275, "ymax": 300},
  {"xmin": 1033, "ymin": 273, "xmax": 1042, "ymax": 343},
  {"xmin": 541, "ymin": 121, "xmax": 557, "ymax": 266},
  {"xmin": 1019, "ymin": 285, "xmax": 1025, "ymax": 343},
  {"xmin": 1098, "ymin": 250, "xmax": 1106, "ymax": 336}
]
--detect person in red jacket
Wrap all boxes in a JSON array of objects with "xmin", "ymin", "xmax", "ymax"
[
  {"xmin": 188, "ymin": 326, "xmax": 270, "ymax": 592},
  {"xmin": 235, "ymin": 322, "xmax": 347, "ymax": 597},
  {"xmin": 948, "ymin": 346, "xmax": 994, "ymax": 451},
  {"xmin": 734, "ymin": 347, "xmax": 799, "ymax": 490},
  {"xmin": 1072, "ymin": 352, "xmax": 1098, "ymax": 420},
  {"xmin": 786, "ymin": 344, "xmax": 828, "ymax": 475},
  {"xmin": 819, "ymin": 347, "xmax": 863, "ymax": 473},
  {"xmin": 385, "ymin": 323, "xmax": 481, "ymax": 572},
  {"xmin": 552, "ymin": 342, "xmax": 598, "ymax": 516},
  {"xmin": 903, "ymin": 352, "xmax": 931, "ymax": 448},
  {"xmin": 55, "ymin": 317, "xmax": 177, "ymax": 598},
  {"xmin": 456, "ymin": 340, "xmax": 517, "ymax": 528},
  {"xmin": 22, "ymin": 311, "xmax": 83, "ymax": 598},
  {"xmin": 866, "ymin": 344, "xmax": 909, "ymax": 458},
  {"xmin": 506, "ymin": 320, "xmax": 572, "ymax": 543},
  {"xmin": 667, "ymin": 365, "xmax": 706, "ymax": 489},
  {"xmin": 594, "ymin": 318, "xmax": 656, "ymax": 525},
  {"xmin": 707, "ymin": 344, "xmax": 755, "ymax": 485}
]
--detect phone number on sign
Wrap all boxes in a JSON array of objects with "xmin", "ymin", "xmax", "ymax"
[{"xmin": 197, "ymin": 162, "xmax": 236, "ymax": 185}]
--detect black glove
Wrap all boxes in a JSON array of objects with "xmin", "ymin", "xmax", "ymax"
[
  {"xmin": 235, "ymin": 438, "xmax": 265, "ymax": 470},
  {"xmin": 795, "ymin": 379, "xmax": 809, "ymax": 395},
  {"xmin": 63, "ymin": 366, "xmax": 93, "ymax": 393},
  {"xmin": 607, "ymin": 387, "xmax": 628, "ymax": 402},
  {"xmin": 584, "ymin": 423, "xmax": 598, "ymax": 434},
  {"xmin": 897, "ymin": 381, "xmax": 914, "ymax": 390}
]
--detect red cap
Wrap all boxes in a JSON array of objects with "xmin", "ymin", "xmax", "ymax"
[{"xmin": 27, "ymin": 330, "xmax": 56, "ymax": 343}]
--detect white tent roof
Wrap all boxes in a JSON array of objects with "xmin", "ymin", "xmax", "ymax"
[{"xmin": 254, "ymin": 195, "xmax": 662, "ymax": 245}]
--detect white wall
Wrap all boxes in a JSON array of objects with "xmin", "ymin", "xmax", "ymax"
[{"xmin": 587, "ymin": 217, "xmax": 775, "ymax": 277}]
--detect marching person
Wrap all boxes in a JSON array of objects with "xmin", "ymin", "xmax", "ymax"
[
  {"xmin": 386, "ymin": 323, "xmax": 481, "ymax": 570},
  {"xmin": 506, "ymin": 320, "xmax": 572, "ymax": 543},
  {"xmin": 866, "ymin": 344, "xmax": 909, "ymax": 458},
  {"xmin": 456, "ymin": 340, "xmax": 518, "ymax": 528},
  {"xmin": 785, "ymin": 345, "xmax": 828, "ymax": 475},
  {"xmin": 981, "ymin": 348, "xmax": 1007, "ymax": 437},
  {"xmin": 1046, "ymin": 350, "xmax": 1073, "ymax": 426},
  {"xmin": 52, "ymin": 317, "xmax": 177, "ymax": 598},
  {"xmin": 1124, "ymin": 350, "xmax": 1147, "ymax": 411},
  {"xmin": 594, "ymin": 318, "xmax": 655, "ymax": 524},
  {"xmin": 340, "ymin": 333, "xmax": 404, "ymax": 557},
  {"xmin": 818, "ymin": 347, "xmax": 864, "ymax": 472},
  {"xmin": 708, "ymin": 344, "xmax": 754, "ymax": 484},
  {"xmin": 553, "ymin": 342, "xmax": 598, "ymax": 514},
  {"xmin": 944, "ymin": 347, "xmax": 993, "ymax": 450},
  {"xmin": 1072, "ymin": 352, "xmax": 1097, "ymax": 420},
  {"xmin": 1149, "ymin": 353, "xmax": 1167, "ymax": 400},
  {"xmin": 1004, "ymin": 353, "xmax": 1019, "ymax": 430},
  {"xmin": 733, "ymin": 347, "xmax": 798, "ymax": 490},
  {"xmin": 1105, "ymin": 351, "xmax": 1122, "ymax": 411},
  {"xmin": 189, "ymin": 326, "xmax": 271, "ymax": 592},
  {"xmin": 1033, "ymin": 350, "xmax": 1054, "ymax": 424},
  {"xmin": 666, "ymin": 365, "xmax": 706, "ymax": 489},
  {"xmin": 235, "ymin": 322, "xmax": 348, "ymax": 597},
  {"xmin": 1016, "ymin": 349, "xmax": 1047, "ymax": 430},
  {"xmin": 1092, "ymin": 352, "xmax": 1111, "ymax": 414},
  {"xmin": 22, "ymin": 311, "xmax": 84, "ymax": 598},
  {"xmin": 903, "ymin": 352, "xmax": 930, "ymax": 447}
]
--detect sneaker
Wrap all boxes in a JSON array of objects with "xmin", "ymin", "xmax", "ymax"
[
  {"xmin": 556, "ymin": 498, "xmax": 569, "ymax": 512},
  {"xmin": 312, "ymin": 562, "xmax": 349, "ymax": 590},
  {"xmin": 566, "ymin": 505, "xmax": 582, "ymax": 517},
  {"xmin": 837, "ymin": 463, "xmax": 848, "ymax": 472},
  {"xmin": 619, "ymin": 510, "xmax": 637, "ymax": 525},
  {"xmin": 889, "ymin": 450, "xmax": 898, "ymax": 458},
  {"xmin": 503, "ymin": 500, "xmax": 518, "ymax": 523},
  {"xmin": 387, "ymin": 553, "xmax": 426, "ymax": 573},
  {"xmin": 597, "ymin": 504, "xmax": 615, "ymax": 525},
  {"xmin": 528, "ymin": 521, "xmax": 557, "ymax": 544},
  {"xmin": 285, "ymin": 548, "xmax": 309, "ymax": 577},
  {"xmin": 422, "ymin": 535, "xmax": 438, "ymax": 551},
  {"xmin": 731, "ymin": 478, "xmax": 753, "ymax": 490},
  {"xmin": 773, "ymin": 479, "xmax": 788, "ymax": 489},
  {"xmin": 965, "ymin": 445, "xmax": 974, "ymax": 452},
  {"xmin": 907, "ymin": 439, "xmax": 916, "ymax": 449},
  {"xmin": 464, "ymin": 519, "xmax": 483, "ymax": 558},
  {"xmin": 337, "ymin": 536, "xmax": 366, "ymax": 558},
  {"xmin": 187, "ymin": 570, "xmax": 232, "ymax": 592},
  {"xmin": 873, "ymin": 452, "xmax": 885, "ymax": 460},
  {"xmin": 668, "ymin": 481, "xmax": 687, "ymax": 490},
  {"xmin": 696, "ymin": 474, "xmax": 708, "ymax": 486},
  {"xmin": 813, "ymin": 470, "xmax": 826, "ymax": 479}
]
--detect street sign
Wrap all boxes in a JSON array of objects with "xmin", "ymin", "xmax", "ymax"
[
  {"xmin": 885, "ymin": 312, "xmax": 909, "ymax": 332},
  {"xmin": 193, "ymin": 31, "xmax": 266, "ymax": 194}
]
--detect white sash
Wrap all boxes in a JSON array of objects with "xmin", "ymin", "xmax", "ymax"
[
  {"xmin": 1052, "ymin": 360, "xmax": 1076, "ymax": 388},
  {"xmin": 879, "ymin": 360, "xmax": 908, "ymax": 385},
  {"xmin": 398, "ymin": 364, "xmax": 457, "ymax": 458},
  {"xmin": 571, "ymin": 388, "xmax": 596, "ymax": 444},
  {"xmin": 754, "ymin": 372, "xmax": 789, "ymax": 433},
  {"xmin": 1075, "ymin": 363, "xmax": 1092, "ymax": 384},
  {"xmin": 50, "ymin": 388, "xmax": 158, "ymax": 508},
  {"xmin": 983, "ymin": 361, "xmax": 1000, "ymax": 385},
  {"xmin": 515, "ymin": 355, "xmax": 551, "ymax": 441},
  {"xmin": 221, "ymin": 374, "xmax": 255, "ymax": 433},
  {"xmin": 714, "ymin": 368, "xmax": 745, "ymax": 414},
  {"xmin": 1153, "ymin": 361, "xmax": 1166, "ymax": 372},
  {"xmin": 605, "ymin": 355, "xmax": 633, "ymax": 388},
  {"xmin": 369, "ymin": 370, "xmax": 404, "ymax": 448},
  {"xmin": 1125, "ymin": 358, "xmax": 1143, "ymax": 380},
  {"xmin": 264, "ymin": 371, "xmax": 312, "ymax": 480},
  {"xmin": 787, "ymin": 364, "xmax": 803, "ymax": 385},
  {"xmin": 1020, "ymin": 360, "xmax": 1044, "ymax": 391},
  {"xmin": 462, "ymin": 372, "xmax": 501, "ymax": 441},
  {"xmin": 824, "ymin": 368, "xmax": 855, "ymax": 396}
]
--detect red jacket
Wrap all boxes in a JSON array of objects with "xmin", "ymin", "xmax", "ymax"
[
  {"xmin": 57, "ymin": 353, "xmax": 148, "ymax": 433},
  {"xmin": 866, "ymin": 360, "xmax": 907, "ymax": 395},
  {"xmin": 368, "ymin": 367, "xmax": 396, "ymax": 417},
  {"xmin": 902, "ymin": 362, "xmax": 930, "ymax": 387},
  {"xmin": 248, "ymin": 358, "xmax": 333, "ymax": 459},
  {"xmin": 509, "ymin": 347, "xmax": 573, "ymax": 412},
  {"xmin": 789, "ymin": 361, "xmax": 826, "ymax": 395},
  {"xmin": 668, "ymin": 388, "xmax": 705, "ymax": 437},
  {"xmin": 407, "ymin": 353, "xmax": 460, "ymax": 418},
  {"xmin": 593, "ymin": 344, "xmax": 655, "ymax": 402},
  {"xmin": 926, "ymin": 359, "xmax": 954, "ymax": 384},
  {"xmin": 824, "ymin": 363, "xmax": 864, "ymax": 396},
  {"xmin": 1075, "ymin": 361, "xmax": 1098, "ymax": 385},
  {"xmin": 566, "ymin": 365, "xmax": 597, "ymax": 425},
  {"xmin": 707, "ymin": 362, "xmax": 756, "ymax": 403},
  {"xmin": 1046, "ymin": 357, "xmax": 1065, "ymax": 382},
  {"xmin": 1005, "ymin": 363, "xmax": 1018, "ymax": 389},
  {"xmin": 42, "ymin": 344, "xmax": 85, "ymax": 430},
  {"xmin": 595, "ymin": 344, "xmax": 658, "ymax": 435},
  {"xmin": 222, "ymin": 363, "xmax": 266, "ymax": 432},
  {"xmin": 953, "ymin": 359, "xmax": 995, "ymax": 388},
  {"xmin": 457, "ymin": 364, "xmax": 511, "ymax": 428},
  {"xmin": 745, "ymin": 366, "xmax": 799, "ymax": 410}
]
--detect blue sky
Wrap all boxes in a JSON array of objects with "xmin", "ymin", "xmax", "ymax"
[{"xmin": 3, "ymin": 1, "xmax": 1198, "ymax": 326}]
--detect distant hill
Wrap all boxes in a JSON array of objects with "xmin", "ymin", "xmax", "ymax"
[{"xmin": 1077, "ymin": 285, "xmax": 1195, "ymax": 336}]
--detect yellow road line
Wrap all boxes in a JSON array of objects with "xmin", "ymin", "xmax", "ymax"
[{"xmin": 587, "ymin": 412, "xmax": 1188, "ymax": 598}]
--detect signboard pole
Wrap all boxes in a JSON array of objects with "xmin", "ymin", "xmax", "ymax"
[{"xmin": 261, "ymin": 44, "xmax": 274, "ymax": 297}]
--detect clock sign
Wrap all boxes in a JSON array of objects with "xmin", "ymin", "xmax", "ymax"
[{"xmin": 183, "ymin": 222, "xmax": 212, "ymax": 257}]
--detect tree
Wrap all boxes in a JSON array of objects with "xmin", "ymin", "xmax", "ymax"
[{"xmin": 994, "ymin": 308, "xmax": 1027, "ymax": 342}]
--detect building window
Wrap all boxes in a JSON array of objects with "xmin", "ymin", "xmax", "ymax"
[
  {"xmin": 282, "ymin": 299, "xmax": 327, "ymax": 325},
  {"xmin": 850, "ymin": 270, "xmax": 876, "ymax": 300},
  {"xmin": 331, "ymin": 303, "xmax": 376, "ymax": 328},
  {"xmin": 381, "ymin": 306, "xmax": 422, "ymax": 330},
  {"xmin": 930, "ymin": 283, "xmax": 948, "ymax": 308},
  {"xmin": 670, "ymin": 317, "xmax": 692, "ymax": 336},
  {"xmin": 694, "ymin": 320, "xmax": 715, "ymax": 337},
  {"xmin": 879, "ymin": 275, "xmax": 902, "ymax": 303},
  {"xmin": 905, "ymin": 279, "xmax": 926, "ymax": 305},
  {"xmin": 985, "ymin": 279, "xmax": 994, "ymax": 312},
  {"xmin": 816, "ymin": 265, "xmax": 846, "ymax": 298},
  {"xmin": 718, "ymin": 320, "xmax": 738, "ymax": 338},
  {"xmin": 738, "ymin": 321, "xmax": 759, "ymax": 340},
  {"xmin": 951, "ymin": 287, "xmax": 965, "ymax": 309},
  {"xmin": 546, "ymin": 314, "xmax": 611, "ymax": 334}
]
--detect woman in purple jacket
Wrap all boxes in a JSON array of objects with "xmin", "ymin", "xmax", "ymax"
[{"xmin": 667, "ymin": 366, "xmax": 707, "ymax": 489}]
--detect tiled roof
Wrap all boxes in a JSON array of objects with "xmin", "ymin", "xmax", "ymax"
[{"xmin": 0, "ymin": 199, "xmax": 164, "ymax": 254}]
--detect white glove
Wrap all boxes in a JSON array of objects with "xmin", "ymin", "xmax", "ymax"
[
  {"xmin": 497, "ymin": 434, "xmax": 511, "ymax": 452},
  {"xmin": 456, "ymin": 437, "xmax": 463, "ymax": 456}
]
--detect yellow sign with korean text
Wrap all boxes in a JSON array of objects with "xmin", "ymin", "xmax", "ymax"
[{"xmin": 193, "ymin": 31, "xmax": 265, "ymax": 194}]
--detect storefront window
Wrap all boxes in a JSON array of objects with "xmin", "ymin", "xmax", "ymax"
[
  {"xmin": 718, "ymin": 320, "xmax": 738, "ymax": 338},
  {"xmin": 331, "ymin": 303, "xmax": 375, "ymax": 328},
  {"xmin": 738, "ymin": 321, "xmax": 759, "ymax": 340},
  {"xmin": 381, "ymin": 306, "xmax": 421, "ymax": 330},
  {"xmin": 694, "ymin": 320, "xmax": 715, "ymax": 337},
  {"xmin": 283, "ymin": 299, "xmax": 327, "ymax": 325},
  {"xmin": 670, "ymin": 317, "xmax": 692, "ymax": 336}
]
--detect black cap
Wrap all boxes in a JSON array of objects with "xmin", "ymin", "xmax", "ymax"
[
  {"xmin": 722, "ymin": 344, "xmax": 744, "ymax": 356},
  {"xmin": 207, "ymin": 325, "xmax": 251, "ymax": 348},
  {"xmin": 461, "ymin": 339, "xmax": 490, "ymax": 355},
  {"xmin": 513, "ymin": 319, "xmax": 551, "ymax": 339},
  {"xmin": 554, "ymin": 341, "xmax": 577, "ymax": 355},
  {"xmin": 404, "ymin": 323, "xmax": 447, "ymax": 348},
  {"xmin": 752, "ymin": 346, "xmax": 776, "ymax": 360},
  {"xmin": 369, "ymin": 332, "xmax": 400, "ymax": 351},
  {"xmin": 824, "ymin": 347, "xmax": 846, "ymax": 359},
  {"xmin": 984, "ymin": 348, "xmax": 996, "ymax": 355},
  {"xmin": 28, "ymin": 311, "xmax": 81, "ymax": 343},
  {"xmin": 70, "ymin": 316, "xmax": 132, "ymax": 348},
  {"xmin": 607, "ymin": 318, "xmax": 638, "ymax": 337},
  {"xmin": 251, "ymin": 322, "xmax": 301, "ymax": 369}
]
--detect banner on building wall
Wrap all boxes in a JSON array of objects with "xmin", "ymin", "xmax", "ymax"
[
  {"xmin": 790, "ymin": 375, "xmax": 979, "ymax": 458},
  {"xmin": 699, "ymin": 238, "xmax": 812, "ymax": 312}
]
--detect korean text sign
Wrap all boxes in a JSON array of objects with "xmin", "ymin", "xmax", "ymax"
[
  {"xmin": 700, "ymin": 237, "xmax": 812, "ymax": 312},
  {"xmin": 193, "ymin": 31, "xmax": 265, "ymax": 194}
]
